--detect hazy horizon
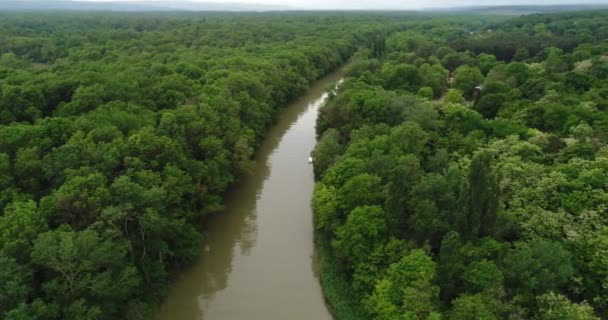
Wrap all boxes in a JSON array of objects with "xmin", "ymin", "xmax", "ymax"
[{"xmin": 60, "ymin": 0, "xmax": 608, "ymax": 10}]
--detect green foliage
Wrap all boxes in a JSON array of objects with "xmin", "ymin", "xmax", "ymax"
[
  {"xmin": 312, "ymin": 10, "xmax": 608, "ymax": 320},
  {"xmin": 333, "ymin": 205, "xmax": 388, "ymax": 267},
  {"xmin": 0, "ymin": 252, "xmax": 32, "ymax": 316},
  {"xmin": 3, "ymin": 8, "xmax": 608, "ymax": 320},
  {"xmin": 31, "ymin": 228, "xmax": 140, "ymax": 319},
  {"xmin": 382, "ymin": 63, "xmax": 422, "ymax": 92},
  {"xmin": 366, "ymin": 249, "xmax": 440, "ymax": 320},
  {"xmin": 385, "ymin": 154, "xmax": 422, "ymax": 237},
  {"xmin": 453, "ymin": 65, "xmax": 484, "ymax": 98},
  {"xmin": 438, "ymin": 231, "xmax": 464, "ymax": 302},
  {"xmin": 316, "ymin": 232, "xmax": 368, "ymax": 320},
  {"xmin": 536, "ymin": 292, "xmax": 600, "ymax": 320},
  {"xmin": 339, "ymin": 174, "xmax": 385, "ymax": 213},
  {"xmin": 313, "ymin": 128, "xmax": 343, "ymax": 178},
  {"xmin": 458, "ymin": 151, "xmax": 500, "ymax": 240},
  {"xmin": 419, "ymin": 63, "xmax": 448, "ymax": 97},
  {"xmin": 313, "ymin": 183, "xmax": 342, "ymax": 233},
  {"xmin": 513, "ymin": 48, "xmax": 530, "ymax": 61},
  {"xmin": 418, "ymin": 86, "xmax": 434, "ymax": 99},
  {"xmin": 449, "ymin": 293, "xmax": 501, "ymax": 320},
  {"xmin": 461, "ymin": 259, "xmax": 504, "ymax": 294},
  {"xmin": 0, "ymin": 12, "xmax": 406, "ymax": 320},
  {"xmin": 0, "ymin": 200, "xmax": 47, "ymax": 262},
  {"xmin": 443, "ymin": 89, "xmax": 466, "ymax": 104},
  {"xmin": 475, "ymin": 93, "xmax": 508, "ymax": 119},
  {"xmin": 4, "ymin": 299, "xmax": 58, "ymax": 320},
  {"xmin": 502, "ymin": 240, "xmax": 574, "ymax": 296}
]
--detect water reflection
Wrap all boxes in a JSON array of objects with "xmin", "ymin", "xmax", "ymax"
[{"xmin": 157, "ymin": 69, "xmax": 344, "ymax": 320}]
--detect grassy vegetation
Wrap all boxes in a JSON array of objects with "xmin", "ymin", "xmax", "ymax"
[{"xmin": 316, "ymin": 232, "xmax": 367, "ymax": 320}]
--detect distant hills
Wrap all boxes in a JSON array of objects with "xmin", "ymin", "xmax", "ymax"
[
  {"xmin": 428, "ymin": 4, "xmax": 608, "ymax": 15},
  {"xmin": 1, "ymin": 0, "xmax": 607, "ymax": 13},
  {"xmin": 0, "ymin": 0, "xmax": 292, "ymax": 11}
]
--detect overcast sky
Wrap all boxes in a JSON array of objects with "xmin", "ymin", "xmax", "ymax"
[{"xmin": 78, "ymin": 0, "xmax": 608, "ymax": 10}]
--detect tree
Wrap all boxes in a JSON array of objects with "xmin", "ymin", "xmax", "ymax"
[
  {"xmin": 4, "ymin": 299, "xmax": 58, "ymax": 320},
  {"xmin": 389, "ymin": 121, "xmax": 429, "ymax": 157},
  {"xmin": 438, "ymin": 231, "xmax": 464, "ymax": 302},
  {"xmin": 506, "ymin": 62, "xmax": 531, "ymax": 86},
  {"xmin": 0, "ymin": 153, "xmax": 11, "ymax": 189},
  {"xmin": 366, "ymin": 249, "xmax": 440, "ymax": 320},
  {"xmin": 435, "ymin": 46, "xmax": 456, "ymax": 59},
  {"xmin": 371, "ymin": 37, "xmax": 387, "ymax": 58},
  {"xmin": 578, "ymin": 228, "xmax": 608, "ymax": 311},
  {"xmin": 545, "ymin": 47, "xmax": 568, "ymax": 74},
  {"xmin": 458, "ymin": 151, "xmax": 499, "ymax": 239},
  {"xmin": 40, "ymin": 173, "xmax": 110, "ymax": 230},
  {"xmin": 502, "ymin": 240, "xmax": 574, "ymax": 296},
  {"xmin": 321, "ymin": 157, "xmax": 366, "ymax": 188},
  {"xmin": 590, "ymin": 56, "xmax": 608, "ymax": 79},
  {"xmin": 475, "ymin": 93, "xmax": 508, "ymax": 119},
  {"xmin": 443, "ymin": 52, "xmax": 473, "ymax": 71},
  {"xmin": 444, "ymin": 89, "xmax": 466, "ymax": 104},
  {"xmin": 418, "ymin": 87, "xmax": 434, "ymax": 99},
  {"xmin": 351, "ymin": 237, "xmax": 408, "ymax": 294},
  {"xmin": 312, "ymin": 128, "xmax": 343, "ymax": 178},
  {"xmin": 449, "ymin": 293, "xmax": 501, "ymax": 320},
  {"xmin": 453, "ymin": 65, "xmax": 484, "ymax": 98},
  {"xmin": 31, "ymin": 228, "xmax": 140, "ymax": 319},
  {"xmin": 419, "ymin": 63, "xmax": 448, "ymax": 97},
  {"xmin": 339, "ymin": 174, "xmax": 385, "ymax": 213},
  {"xmin": 565, "ymin": 72, "xmax": 592, "ymax": 93},
  {"xmin": 409, "ymin": 171, "xmax": 461, "ymax": 245},
  {"xmin": 521, "ymin": 78, "xmax": 546, "ymax": 101},
  {"xmin": 0, "ymin": 252, "xmax": 32, "ymax": 315},
  {"xmin": 58, "ymin": 85, "xmax": 106, "ymax": 116},
  {"xmin": 462, "ymin": 259, "xmax": 504, "ymax": 294},
  {"xmin": 333, "ymin": 206, "xmax": 388, "ymax": 268},
  {"xmin": 385, "ymin": 155, "xmax": 422, "ymax": 237},
  {"xmin": 536, "ymin": 292, "xmax": 599, "ymax": 320},
  {"xmin": 513, "ymin": 48, "xmax": 530, "ymax": 61},
  {"xmin": 0, "ymin": 200, "xmax": 47, "ymax": 263},
  {"xmin": 5, "ymin": 10, "xmax": 608, "ymax": 320},
  {"xmin": 313, "ymin": 183, "xmax": 342, "ymax": 233},
  {"xmin": 476, "ymin": 53, "xmax": 498, "ymax": 75},
  {"xmin": 383, "ymin": 63, "xmax": 422, "ymax": 92}
]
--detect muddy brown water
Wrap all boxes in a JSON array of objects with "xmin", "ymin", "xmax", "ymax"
[{"xmin": 156, "ymin": 69, "xmax": 344, "ymax": 320}]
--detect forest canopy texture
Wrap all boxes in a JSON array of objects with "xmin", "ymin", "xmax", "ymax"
[
  {"xmin": 313, "ymin": 10, "xmax": 608, "ymax": 320},
  {"xmin": 0, "ymin": 12, "xmax": 402, "ymax": 320},
  {"xmin": 1, "ymin": 9, "xmax": 608, "ymax": 320}
]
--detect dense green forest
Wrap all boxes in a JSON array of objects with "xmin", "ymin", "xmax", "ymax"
[
  {"xmin": 2, "ymin": 8, "xmax": 608, "ymax": 320},
  {"xmin": 0, "ymin": 12, "xmax": 407, "ymax": 320},
  {"xmin": 313, "ymin": 10, "xmax": 608, "ymax": 320}
]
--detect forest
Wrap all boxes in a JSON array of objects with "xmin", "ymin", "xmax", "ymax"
[
  {"xmin": 313, "ymin": 9, "xmax": 608, "ymax": 320},
  {"xmin": 1, "ymin": 8, "xmax": 607, "ymax": 320},
  {"xmin": 0, "ymin": 11, "xmax": 405, "ymax": 320}
]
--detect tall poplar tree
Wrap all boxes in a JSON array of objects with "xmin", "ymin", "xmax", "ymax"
[{"xmin": 458, "ymin": 151, "xmax": 499, "ymax": 239}]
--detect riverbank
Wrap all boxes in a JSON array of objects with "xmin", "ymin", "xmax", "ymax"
[
  {"xmin": 316, "ymin": 231, "xmax": 367, "ymax": 320},
  {"xmin": 155, "ymin": 67, "xmax": 346, "ymax": 320}
]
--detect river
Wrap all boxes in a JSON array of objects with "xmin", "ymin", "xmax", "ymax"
[{"xmin": 156, "ymin": 68, "xmax": 344, "ymax": 320}]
